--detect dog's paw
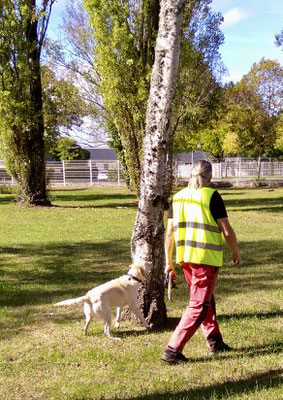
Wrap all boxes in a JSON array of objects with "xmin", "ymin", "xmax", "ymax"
[
  {"xmin": 115, "ymin": 322, "xmax": 120, "ymax": 329},
  {"xmin": 146, "ymin": 324, "xmax": 153, "ymax": 331}
]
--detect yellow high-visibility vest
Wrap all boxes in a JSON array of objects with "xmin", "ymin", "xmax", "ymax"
[{"xmin": 172, "ymin": 186, "xmax": 223, "ymax": 267}]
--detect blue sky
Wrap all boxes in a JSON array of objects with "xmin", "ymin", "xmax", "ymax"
[
  {"xmin": 48, "ymin": 0, "xmax": 283, "ymax": 83},
  {"xmin": 211, "ymin": 0, "xmax": 283, "ymax": 82}
]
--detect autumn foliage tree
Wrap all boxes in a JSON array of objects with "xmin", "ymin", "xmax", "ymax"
[
  {"xmin": 226, "ymin": 59, "xmax": 282, "ymax": 161},
  {"xmin": 197, "ymin": 58, "xmax": 283, "ymax": 162}
]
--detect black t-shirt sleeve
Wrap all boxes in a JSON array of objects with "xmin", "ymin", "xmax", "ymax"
[
  {"xmin": 210, "ymin": 191, "xmax": 228, "ymax": 221},
  {"xmin": 167, "ymin": 191, "xmax": 227, "ymax": 221}
]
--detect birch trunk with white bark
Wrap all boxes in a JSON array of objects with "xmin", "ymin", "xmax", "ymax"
[{"xmin": 131, "ymin": 0, "xmax": 185, "ymax": 327}]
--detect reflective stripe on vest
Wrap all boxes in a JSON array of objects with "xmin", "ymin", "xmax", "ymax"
[
  {"xmin": 174, "ymin": 221, "xmax": 221, "ymax": 234},
  {"xmin": 175, "ymin": 240, "xmax": 223, "ymax": 252},
  {"xmin": 172, "ymin": 187, "xmax": 223, "ymax": 267}
]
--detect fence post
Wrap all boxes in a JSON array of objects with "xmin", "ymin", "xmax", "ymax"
[
  {"xmin": 236, "ymin": 157, "xmax": 240, "ymax": 185},
  {"xmin": 89, "ymin": 160, "xmax": 93, "ymax": 186},
  {"xmin": 117, "ymin": 160, "xmax": 120, "ymax": 186},
  {"xmin": 62, "ymin": 160, "xmax": 66, "ymax": 187}
]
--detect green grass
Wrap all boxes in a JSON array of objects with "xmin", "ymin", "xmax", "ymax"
[{"xmin": 0, "ymin": 187, "xmax": 282, "ymax": 400}]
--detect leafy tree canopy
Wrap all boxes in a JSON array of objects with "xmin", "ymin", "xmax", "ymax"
[
  {"xmin": 50, "ymin": 137, "xmax": 90, "ymax": 161},
  {"xmin": 81, "ymin": 0, "xmax": 225, "ymax": 191},
  {"xmin": 274, "ymin": 112, "xmax": 283, "ymax": 153},
  {"xmin": 238, "ymin": 58, "xmax": 283, "ymax": 117},
  {"xmin": 197, "ymin": 59, "xmax": 283, "ymax": 159},
  {"xmin": 41, "ymin": 64, "xmax": 88, "ymax": 149}
]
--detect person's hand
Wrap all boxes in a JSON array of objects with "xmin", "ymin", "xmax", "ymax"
[
  {"xmin": 233, "ymin": 252, "xmax": 242, "ymax": 266},
  {"xmin": 165, "ymin": 264, "xmax": 176, "ymax": 279}
]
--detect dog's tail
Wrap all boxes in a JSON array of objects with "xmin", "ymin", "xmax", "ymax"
[{"xmin": 55, "ymin": 295, "xmax": 90, "ymax": 307}]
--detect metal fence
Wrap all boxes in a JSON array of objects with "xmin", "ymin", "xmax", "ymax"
[
  {"xmin": 176, "ymin": 158, "xmax": 283, "ymax": 184},
  {"xmin": 0, "ymin": 160, "xmax": 124, "ymax": 187},
  {"xmin": 46, "ymin": 160, "xmax": 123, "ymax": 186},
  {"xmin": 0, "ymin": 158, "xmax": 283, "ymax": 187},
  {"xmin": 0, "ymin": 160, "xmax": 14, "ymax": 185}
]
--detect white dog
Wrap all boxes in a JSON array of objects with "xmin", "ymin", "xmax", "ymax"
[{"xmin": 55, "ymin": 264, "xmax": 151, "ymax": 339}]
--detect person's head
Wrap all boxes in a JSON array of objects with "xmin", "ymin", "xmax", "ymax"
[{"xmin": 189, "ymin": 160, "xmax": 212, "ymax": 189}]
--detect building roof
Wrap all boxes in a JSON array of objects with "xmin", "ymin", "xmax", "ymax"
[
  {"xmin": 86, "ymin": 149, "xmax": 213, "ymax": 162},
  {"xmin": 174, "ymin": 150, "xmax": 212, "ymax": 163},
  {"xmin": 87, "ymin": 148, "xmax": 118, "ymax": 160}
]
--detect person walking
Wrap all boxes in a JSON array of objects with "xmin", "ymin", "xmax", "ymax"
[{"xmin": 161, "ymin": 160, "xmax": 242, "ymax": 364}]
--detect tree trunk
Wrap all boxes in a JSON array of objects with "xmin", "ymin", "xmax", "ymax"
[
  {"xmin": 17, "ymin": 0, "xmax": 49, "ymax": 205},
  {"xmin": 131, "ymin": 0, "xmax": 185, "ymax": 327}
]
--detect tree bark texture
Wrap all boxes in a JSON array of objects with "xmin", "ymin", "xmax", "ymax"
[
  {"xmin": 131, "ymin": 0, "xmax": 185, "ymax": 327},
  {"xmin": 17, "ymin": 0, "xmax": 49, "ymax": 205}
]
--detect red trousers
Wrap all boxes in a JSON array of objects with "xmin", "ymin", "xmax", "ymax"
[{"xmin": 167, "ymin": 262, "xmax": 223, "ymax": 353}]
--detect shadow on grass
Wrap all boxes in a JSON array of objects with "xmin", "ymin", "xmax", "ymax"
[
  {"xmin": 217, "ymin": 311, "xmax": 283, "ymax": 322},
  {"xmin": 221, "ymin": 191, "xmax": 283, "ymax": 213},
  {"xmin": 0, "ymin": 235, "xmax": 281, "ymax": 341},
  {"xmin": 50, "ymin": 192, "xmax": 136, "ymax": 202},
  {"xmin": 216, "ymin": 239, "xmax": 282, "ymax": 298},
  {"xmin": 123, "ymin": 369, "xmax": 282, "ymax": 400},
  {"xmin": 0, "ymin": 239, "xmax": 133, "ymax": 340},
  {"xmin": 221, "ymin": 236, "xmax": 281, "ymax": 267},
  {"xmin": 50, "ymin": 202, "xmax": 138, "ymax": 210},
  {"xmin": 50, "ymin": 192, "xmax": 138, "ymax": 209},
  {"xmin": 187, "ymin": 341, "xmax": 283, "ymax": 365},
  {"xmin": 49, "ymin": 188, "xmax": 282, "ymax": 212},
  {"xmin": 151, "ymin": 310, "xmax": 283, "ymax": 336},
  {"xmin": 0, "ymin": 239, "xmax": 131, "ymax": 308},
  {"xmin": 0, "ymin": 195, "xmax": 16, "ymax": 204},
  {"xmin": 0, "ymin": 236, "xmax": 281, "ymax": 309},
  {"xmin": 1, "ymin": 191, "xmax": 138, "ymax": 208}
]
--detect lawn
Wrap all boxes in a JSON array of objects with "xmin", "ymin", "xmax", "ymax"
[{"xmin": 0, "ymin": 186, "xmax": 282, "ymax": 400}]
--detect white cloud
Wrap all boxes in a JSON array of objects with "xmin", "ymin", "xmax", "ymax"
[
  {"xmin": 222, "ymin": 7, "xmax": 253, "ymax": 28},
  {"xmin": 223, "ymin": 72, "xmax": 244, "ymax": 83}
]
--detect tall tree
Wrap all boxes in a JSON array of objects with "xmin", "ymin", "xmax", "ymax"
[
  {"xmin": 79, "ymin": 0, "xmax": 224, "ymax": 191},
  {"xmin": 197, "ymin": 59, "xmax": 283, "ymax": 164},
  {"xmin": 171, "ymin": 1, "xmax": 224, "ymax": 149},
  {"xmin": 83, "ymin": 0, "xmax": 157, "ymax": 191},
  {"xmin": 50, "ymin": 0, "xmax": 132, "ymax": 185},
  {"xmin": 226, "ymin": 58, "xmax": 282, "ymax": 163},
  {"xmin": 239, "ymin": 58, "xmax": 282, "ymax": 117},
  {"xmin": 0, "ymin": 0, "xmax": 55, "ymax": 205},
  {"xmin": 131, "ymin": 0, "xmax": 185, "ymax": 326}
]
